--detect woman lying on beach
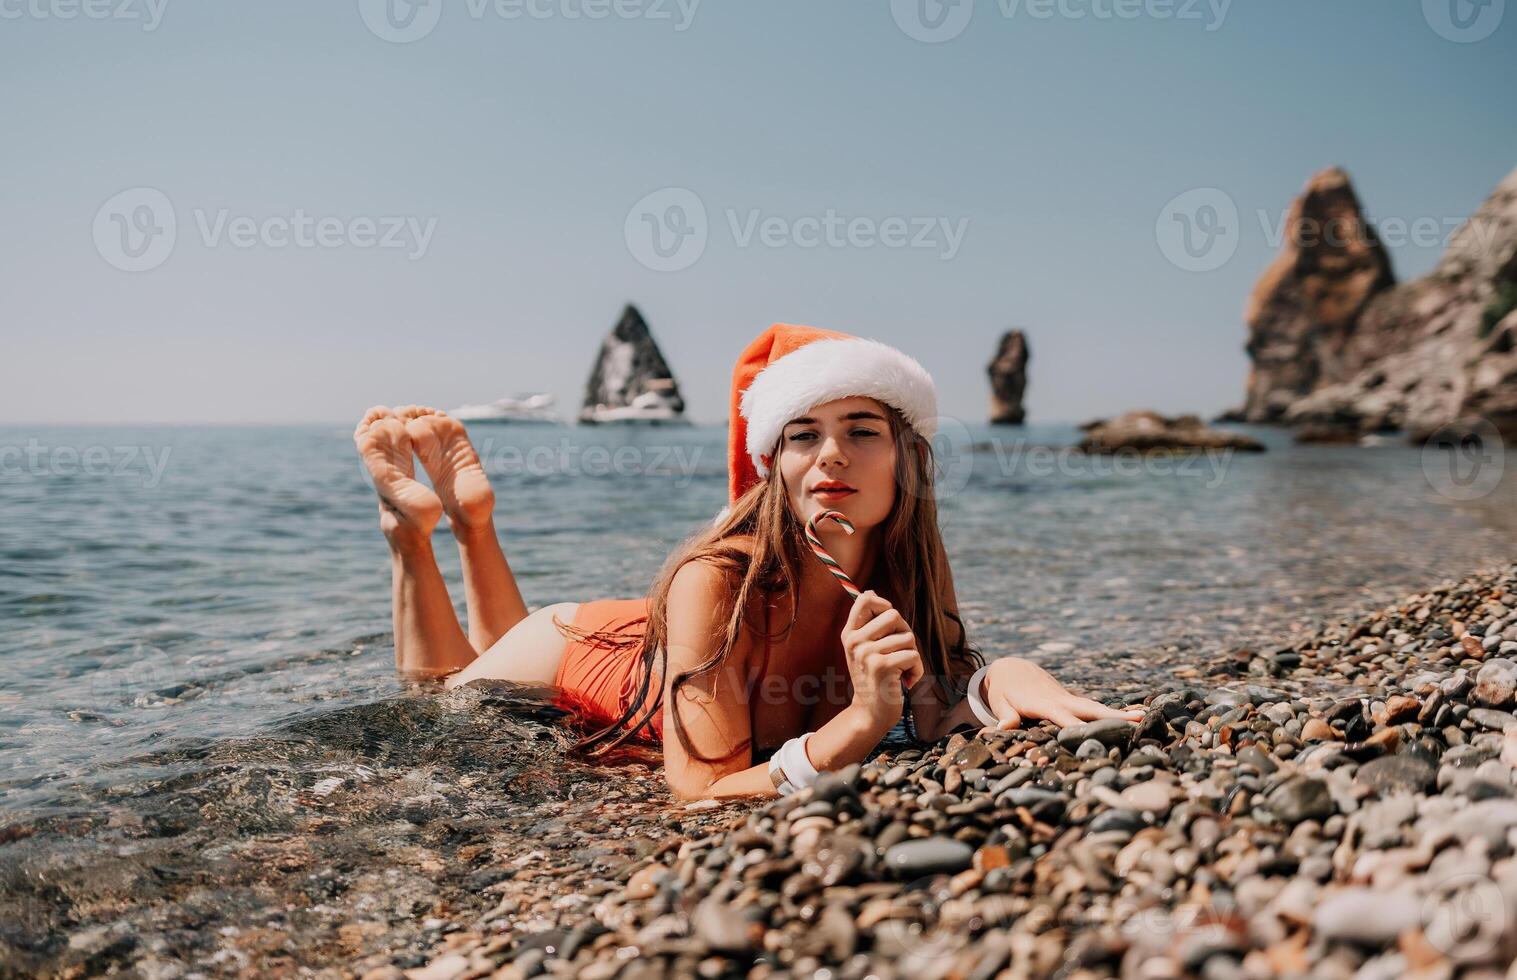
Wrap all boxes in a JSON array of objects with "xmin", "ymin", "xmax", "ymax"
[{"xmin": 354, "ymin": 324, "xmax": 1143, "ymax": 801}]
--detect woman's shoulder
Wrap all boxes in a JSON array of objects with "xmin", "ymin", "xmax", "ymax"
[
  {"xmin": 669, "ymin": 534, "xmax": 771, "ymax": 623},
  {"xmin": 671, "ymin": 537, "xmax": 760, "ymax": 602},
  {"xmin": 665, "ymin": 553, "xmax": 765, "ymax": 665}
]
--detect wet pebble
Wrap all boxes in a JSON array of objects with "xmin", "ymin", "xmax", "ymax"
[
  {"xmin": 1055, "ymin": 719, "xmax": 1136, "ymax": 751},
  {"xmin": 882, "ymin": 837, "xmax": 974, "ymax": 878},
  {"xmin": 1355, "ymin": 755, "xmax": 1436, "ymax": 797},
  {"xmin": 1265, "ymin": 775, "xmax": 1335, "ymax": 824}
]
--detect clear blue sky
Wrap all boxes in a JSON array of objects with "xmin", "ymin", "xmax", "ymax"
[{"xmin": 3, "ymin": 0, "xmax": 1513, "ymax": 425}]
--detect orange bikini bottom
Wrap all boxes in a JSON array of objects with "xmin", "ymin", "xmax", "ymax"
[{"xmin": 552, "ymin": 597, "xmax": 665, "ymax": 744}]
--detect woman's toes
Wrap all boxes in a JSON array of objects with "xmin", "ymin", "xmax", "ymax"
[
  {"xmin": 404, "ymin": 413, "xmax": 493, "ymax": 529},
  {"xmin": 357, "ymin": 405, "xmax": 394, "ymax": 433}
]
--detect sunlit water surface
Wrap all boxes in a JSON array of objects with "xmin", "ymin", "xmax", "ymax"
[{"xmin": 0, "ymin": 421, "xmax": 1513, "ymax": 968}]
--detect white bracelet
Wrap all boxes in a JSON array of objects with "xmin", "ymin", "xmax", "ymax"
[
  {"xmin": 768, "ymin": 751, "xmax": 793, "ymax": 794},
  {"xmin": 773, "ymin": 732, "xmax": 818, "ymax": 794},
  {"xmin": 965, "ymin": 664, "xmax": 999, "ymax": 727}
]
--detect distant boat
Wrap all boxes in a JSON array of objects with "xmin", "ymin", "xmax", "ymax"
[
  {"xmin": 579, "ymin": 305, "xmax": 689, "ymax": 426},
  {"xmin": 582, "ymin": 385, "xmax": 687, "ymax": 425},
  {"xmin": 450, "ymin": 393, "xmax": 562, "ymax": 424}
]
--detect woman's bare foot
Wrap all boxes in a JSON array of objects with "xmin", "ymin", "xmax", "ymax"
[
  {"xmin": 398, "ymin": 406, "xmax": 497, "ymax": 532},
  {"xmin": 354, "ymin": 406, "xmax": 443, "ymax": 541}
]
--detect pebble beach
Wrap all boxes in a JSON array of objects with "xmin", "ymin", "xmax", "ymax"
[
  {"xmin": 4, "ymin": 426, "xmax": 1515, "ymax": 979},
  {"xmin": 9, "ymin": 5, "xmax": 1517, "ymax": 976},
  {"xmin": 392, "ymin": 562, "xmax": 1517, "ymax": 980}
]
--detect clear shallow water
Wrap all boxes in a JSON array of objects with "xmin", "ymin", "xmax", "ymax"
[
  {"xmin": 2, "ymin": 420, "xmax": 1514, "ymax": 818},
  {"xmin": 2, "ymin": 421, "xmax": 1515, "ymax": 973}
]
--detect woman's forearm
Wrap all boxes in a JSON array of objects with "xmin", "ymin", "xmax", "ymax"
[
  {"xmin": 695, "ymin": 704, "xmax": 888, "ymax": 800},
  {"xmin": 910, "ymin": 666, "xmax": 996, "ymax": 743},
  {"xmin": 928, "ymin": 692, "xmax": 986, "ymax": 741}
]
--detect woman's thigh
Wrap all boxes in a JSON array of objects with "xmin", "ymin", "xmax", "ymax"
[{"xmin": 444, "ymin": 601, "xmax": 579, "ymax": 689}]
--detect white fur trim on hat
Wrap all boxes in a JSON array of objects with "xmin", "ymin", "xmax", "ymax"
[{"xmin": 740, "ymin": 337, "xmax": 937, "ymax": 478}]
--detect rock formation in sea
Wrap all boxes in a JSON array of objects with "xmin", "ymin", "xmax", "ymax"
[
  {"xmin": 1235, "ymin": 167, "xmax": 1396, "ymax": 425},
  {"xmin": 1228, "ymin": 166, "xmax": 1517, "ymax": 441},
  {"xmin": 579, "ymin": 304, "xmax": 687, "ymax": 423},
  {"xmin": 987, "ymin": 330, "xmax": 1030, "ymax": 425},
  {"xmin": 1078, "ymin": 410, "xmax": 1265, "ymax": 453}
]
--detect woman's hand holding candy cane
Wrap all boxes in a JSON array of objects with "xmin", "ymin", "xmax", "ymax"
[
  {"xmin": 807, "ymin": 509, "xmax": 924, "ymax": 733},
  {"xmin": 839, "ymin": 590, "xmax": 925, "ymax": 733}
]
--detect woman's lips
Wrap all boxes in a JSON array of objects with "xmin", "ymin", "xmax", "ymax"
[{"xmin": 813, "ymin": 488, "xmax": 856, "ymax": 499}]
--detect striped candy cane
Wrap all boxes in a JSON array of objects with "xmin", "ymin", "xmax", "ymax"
[
  {"xmin": 805, "ymin": 508, "xmax": 861, "ymax": 598},
  {"xmin": 807, "ymin": 507, "xmax": 917, "ymax": 738}
]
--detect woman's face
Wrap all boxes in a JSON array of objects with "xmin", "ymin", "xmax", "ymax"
[{"xmin": 767, "ymin": 395, "xmax": 899, "ymax": 531}]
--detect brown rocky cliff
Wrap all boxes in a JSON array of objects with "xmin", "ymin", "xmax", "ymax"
[
  {"xmin": 1238, "ymin": 167, "xmax": 1395, "ymax": 423},
  {"xmin": 1286, "ymin": 167, "xmax": 1517, "ymax": 439},
  {"xmin": 1232, "ymin": 165, "xmax": 1517, "ymax": 441}
]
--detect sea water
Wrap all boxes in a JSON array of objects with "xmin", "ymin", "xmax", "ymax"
[
  {"xmin": 0, "ymin": 421, "xmax": 1512, "ymax": 926},
  {"xmin": 2, "ymin": 421, "xmax": 1515, "ymax": 817}
]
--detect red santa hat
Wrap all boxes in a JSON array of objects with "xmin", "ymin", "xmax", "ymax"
[{"xmin": 723, "ymin": 323, "xmax": 939, "ymax": 509}]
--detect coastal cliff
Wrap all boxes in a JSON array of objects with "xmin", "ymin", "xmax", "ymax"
[
  {"xmin": 1230, "ymin": 166, "xmax": 1517, "ymax": 441},
  {"xmin": 1235, "ymin": 168, "xmax": 1395, "ymax": 425}
]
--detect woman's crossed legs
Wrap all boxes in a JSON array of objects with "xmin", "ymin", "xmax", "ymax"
[{"xmin": 353, "ymin": 405, "xmax": 577, "ymax": 688}]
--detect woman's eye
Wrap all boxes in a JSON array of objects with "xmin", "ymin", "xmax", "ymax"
[{"xmin": 787, "ymin": 429, "xmax": 879, "ymax": 442}]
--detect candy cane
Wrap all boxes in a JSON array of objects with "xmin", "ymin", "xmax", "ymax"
[
  {"xmin": 805, "ymin": 508, "xmax": 861, "ymax": 598},
  {"xmin": 807, "ymin": 508, "xmax": 916, "ymax": 732}
]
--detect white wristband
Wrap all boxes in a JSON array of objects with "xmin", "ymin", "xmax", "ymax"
[
  {"xmin": 774, "ymin": 732, "xmax": 818, "ymax": 794},
  {"xmin": 965, "ymin": 664, "xmax": 999, "ymax": 727}
]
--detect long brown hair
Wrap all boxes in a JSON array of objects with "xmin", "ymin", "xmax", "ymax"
[{"xmin": 556, "ymin": 401, "xmax": 983, "ymax": 760}]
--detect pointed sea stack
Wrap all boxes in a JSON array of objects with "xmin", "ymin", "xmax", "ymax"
[
  {"xmin": 1235, "ymin": 167, "xmax": 1396, "ymax": 425},
  {"xmin": 579, "ymin": 305, "xmax": 687, "ymax": 424},
  {"xmin": 988, "ymin": 330, "xmax": 1030, "ymax": 424}
]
